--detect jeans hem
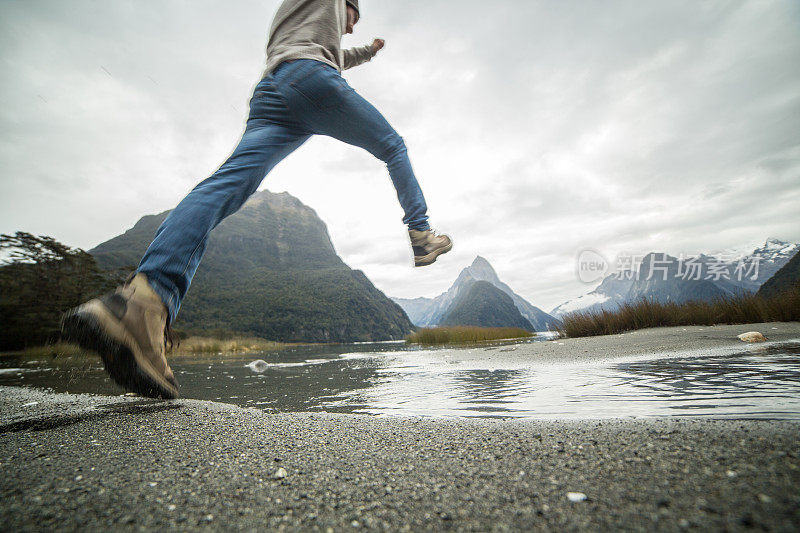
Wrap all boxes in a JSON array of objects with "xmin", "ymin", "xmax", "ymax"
[{"xmin": 407, "ymin": 222, "xmax": 431, "ymax": 232}]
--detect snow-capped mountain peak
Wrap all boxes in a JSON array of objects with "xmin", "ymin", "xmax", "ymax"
[
  {"xmin": 751, "ymin": 238, "xmax": 797, "ymax": 262},
  {"xmin": 551, "ymin": 237, "xmax": 799, "ymax": 317}
]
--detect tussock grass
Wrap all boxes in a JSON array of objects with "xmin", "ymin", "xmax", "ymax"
[
  {"xmin": 557, "ymin": 284, "xmax": 800, "ymax": 338},
  {"xmin": 172, "ymin": 336, "xmax": 285, "ymax": 355},
  {"xmin": 7, "ymin": 337, "xmax": 285, "ymax": 359},
  {"xmin": 406, "ymin": 326, "xmax": 534, "ymax": 345},
  {"xmin": 21, "ymin": 342, "xmax": 85, "ymax": 358}
]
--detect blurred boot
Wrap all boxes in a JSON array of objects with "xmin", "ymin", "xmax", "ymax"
[{"xmin": 61, "ymin": 273, "xmax": 179, "ymax": 399}]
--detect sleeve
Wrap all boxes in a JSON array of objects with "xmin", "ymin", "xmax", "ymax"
[{"xmin": 342, "ymin": 44, "xmax": 375, "ymax": 70}]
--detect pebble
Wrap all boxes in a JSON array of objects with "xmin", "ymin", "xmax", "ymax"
[
  {"xmin": 246, "ymin": 360, "xmax": 269, "ymax": 373},
  {"xmin": 567, "ymin": 492, "xmax": 587, "ymax": 502},
  {"xmin": 737, "ymin": 331, "xmax": 766, "ymax": 343},
  {"xmin": 273, "ymin": 467, "xmax": 288, "ymax": 479}
]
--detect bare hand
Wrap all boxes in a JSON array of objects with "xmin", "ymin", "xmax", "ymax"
[{"xmin": 371, "ymin": 38, "xmax": 385, "ymax": 55}]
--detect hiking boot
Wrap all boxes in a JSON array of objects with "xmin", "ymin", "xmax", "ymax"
[
  {"xmin": 409, "ymin": 228, "xmax": 453, "ymax": 267},
  {"xmin": 61, "ymin": 273, "xmax": 179, "ymax": 399}
]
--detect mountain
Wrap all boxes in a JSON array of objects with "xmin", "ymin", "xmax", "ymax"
[
  {"xmin": 392, "ymin": 256, "xmax": 557, "ymax": 331},
  {"xmin": 90, "ymin": 190, "xmax": 413, "ymax": 343},
  {"xmin": 736, "ymin": 239, "xmax": 800, "ymax": 292},
  {"xmin": 550, "ymin": 275, "xmax": 633, "ymax": 316},
  {"xmin": 551, "ymin": 238, "xmax": 799, "ymax": 316},
  {"xmin": 757, "ymin": 249, "xmax": 800, "ymax": 298},
  {"xmin": 439, "ymin": 281, "xmax": 534, "ymax": 330},
  {"xmin": 391, "ymin": 296, "xmax": 435, "ymax": 326},
  {"xmin": 626, "ymin": 253, "xmax": 738, "ymax": 304}
]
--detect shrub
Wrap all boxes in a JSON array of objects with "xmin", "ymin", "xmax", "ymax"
[{"xmin": 557, "ymin": 284, "xmax": 800, "ymax": 338}]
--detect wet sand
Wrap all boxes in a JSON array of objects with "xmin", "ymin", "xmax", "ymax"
[
  {"xmin": 440, "ymin": 321, "xmax": 800, "ymax": 366},
  {"xmin": 1, "ymin": 387, "xmax": 798, "ymax": 531}
]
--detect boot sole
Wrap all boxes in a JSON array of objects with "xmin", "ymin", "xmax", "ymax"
[
  {"xmin": 414, "ymin": 240, "xmax": 453, "ymax": 267},
  {"xmin": 61, "ymin": 304, "xmax": 179, "ymax": 400}
]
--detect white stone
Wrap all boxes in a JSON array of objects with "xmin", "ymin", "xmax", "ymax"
[
  {"xmin": 246, "ymin": 359, "xmax": 269, "ymax": 373},
  {"xmin": 737, "ymin": 331, "xmax": 767, "ymax": 343},
  {"xmin": 567, "ymin": 491, "xmax": 587, "ymax": 502}
]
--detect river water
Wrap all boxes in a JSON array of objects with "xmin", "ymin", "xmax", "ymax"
[{"xmin": 2, "ymin": 339, "xmax": 799, "ymax": 419}]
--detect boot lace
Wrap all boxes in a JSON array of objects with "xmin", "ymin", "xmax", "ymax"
[{"xmin": 427, "ymin": 228, "xmax": 448, "ymax": 243}]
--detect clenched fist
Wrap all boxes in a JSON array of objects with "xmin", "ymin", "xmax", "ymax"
[{"xmin": 371, "ymin": 38, "xmax": 385, "ymax": 55}]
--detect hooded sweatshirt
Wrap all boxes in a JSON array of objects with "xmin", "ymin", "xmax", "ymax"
[{"xmin": 263, "ymin": 0, "xmax": 375, "ymax": 76}]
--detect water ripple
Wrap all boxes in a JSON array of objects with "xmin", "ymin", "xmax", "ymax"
[{"xmin": 1, "ymin": 341, "xmax": 799, "ymax": 419}]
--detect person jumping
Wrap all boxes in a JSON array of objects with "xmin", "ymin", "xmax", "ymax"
[{"xmin": 61, "ymin": 0, "xmax": 452, "ymax": 399}]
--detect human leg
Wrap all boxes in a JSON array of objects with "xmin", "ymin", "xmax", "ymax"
[
  {"xmin": 138, "ymin": 95, "xmax": 310, "ymax": 322},
  {"xmin": 277, "ymin": 61, "xmax": 430, "ymax": 231},
  {"xmin": 62, "ymin": 76, "xmax": 309, "ymax": 398}
]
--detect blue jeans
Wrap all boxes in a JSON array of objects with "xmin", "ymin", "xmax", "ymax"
[{"xmin": 137, "ymin": 59, "xmax": 430, "ymax": 322}]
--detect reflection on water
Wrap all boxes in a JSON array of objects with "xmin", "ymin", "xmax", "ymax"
[{"xmin": 2, "ymin": 340, "xmax": 799, "ymax": 419}]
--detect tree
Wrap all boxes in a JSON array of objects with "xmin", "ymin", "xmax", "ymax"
[{"xmin": 0, "ymin": 232, "xmax": 126, "ymax": 350}]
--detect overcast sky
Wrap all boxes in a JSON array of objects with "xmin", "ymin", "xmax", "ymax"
[{"xmin": 2, "ymin": 0, "xmax": 799, "ymax": 312}]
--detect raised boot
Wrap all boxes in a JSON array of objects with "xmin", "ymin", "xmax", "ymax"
[
  {"xmin": 409, "ymin": 228, "xmax": 453, "ymax": 267},
  {"xmin": 61, "ymin": 273, "xmax": 179, "ymax": 399}
]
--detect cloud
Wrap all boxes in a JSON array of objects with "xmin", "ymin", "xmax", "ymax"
[{"xmin": 1, "ymin": 0, "xmax": 799, "ymax": 311}]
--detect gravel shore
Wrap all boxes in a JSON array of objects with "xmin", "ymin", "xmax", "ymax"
[{"xmin": 2, "ymin": 385, "xmax": 798, "ymax": 532}]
